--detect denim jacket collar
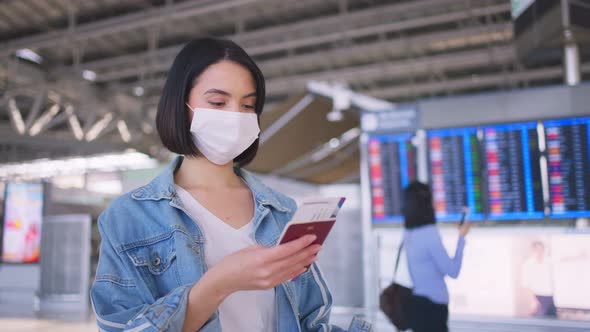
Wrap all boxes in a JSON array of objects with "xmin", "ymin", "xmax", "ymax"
[{"xmin": 130, "ymin": 155, "xmax": 293, "ymax": 214}]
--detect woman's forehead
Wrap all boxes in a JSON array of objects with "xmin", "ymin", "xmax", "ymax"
[{"xmin": 193, "ymin": 60, "xmax": 256, "ymax": 95}]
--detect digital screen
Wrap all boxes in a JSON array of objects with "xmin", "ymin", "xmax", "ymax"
[
  {"xmin": 442, "ymin": 231, "xmax": 590, "ymax": 320},
  {"xmin": 428, "ymin": 127, "xmax": 485, "ymax": 222},
  {"xmin": 368, "ymin": 134, "xmax": 417, "ymax": 224},
  {"xmin": 544, "ymin": 117, "xmax": 590, "ymax": 218},
  {"xmin": 1, "ymin": 182, "xmax": 44, "ymax": 263},
  {"xmin": 483, "ymin": 122, "xmax": 545, "ymax": 220}
]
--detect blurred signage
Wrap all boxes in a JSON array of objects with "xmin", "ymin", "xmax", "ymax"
[{"xmin": 361, "ymin": 107, "xmax": 418, "ymax": 134}]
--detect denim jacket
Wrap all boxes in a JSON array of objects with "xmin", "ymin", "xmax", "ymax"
[{"xmin": 90, "ymin": 156, "xmax": 372, "ymax": 332}]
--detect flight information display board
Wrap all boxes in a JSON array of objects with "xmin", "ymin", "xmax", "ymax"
[
  {"xmin": 1, "ymin": 182, "xmax": 45, "ymax": 263},
  {"xmin": 368, "ymin": 133, "xmax": 417, "ymax": 224},
  {"xmin": 483, "ymin": 122, "xmax": 545, "ymax": 220},
  {"xmin": 544, "ymin": 117, "xmax": 590, "ymax": 218},
  {"xmin": 428, "ymin": 127, "xmax": 485, "ymax": 222}
]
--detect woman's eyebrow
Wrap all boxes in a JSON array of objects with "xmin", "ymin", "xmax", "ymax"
[
  {"xmin": 204, "ymin": 88, "xmax": 231, "ymax": 96},
  {"xmin": 203, "ymin": 89, "xmax": 256, "ymax": 99}
]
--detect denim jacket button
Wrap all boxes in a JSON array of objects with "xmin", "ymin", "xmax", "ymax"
[{"xmin": 152, "ymin": 257, "xmax": 161, "ymax": 266}]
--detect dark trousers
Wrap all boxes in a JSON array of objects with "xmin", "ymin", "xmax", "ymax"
[
  {"xmin": 535, "ymin": 295, "xmax": 557, "ymax": 317},
  {"xmin": 408, "ymin": 295, "xmax": 449, "ymax": 332}
]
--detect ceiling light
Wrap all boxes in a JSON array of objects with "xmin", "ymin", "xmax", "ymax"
[
  {"xmin": 82, "ymin": 70, "xmax": 97, "ymax": 81},
  {"xmin": 133, "ymin": 86, "xmax": 145, "ymax": 97},
  {"xmin": 329, "ymin": 138, "xmax": 341, "ymax": 149},
  {"xmin": 16, "ymin": 48, "xmax": 43, "ymax": 64},
  {"xmin": 326, "ymin": 109, "xmax": 344, "ymax": 122},
  {"xmin": 0, "ymin": 152, "xmax": 158, "ymax": 180}
]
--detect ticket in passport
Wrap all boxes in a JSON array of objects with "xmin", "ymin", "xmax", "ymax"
[{"xmin": 277, "ymin": 196, "xmax": 346, "ymax": 246}]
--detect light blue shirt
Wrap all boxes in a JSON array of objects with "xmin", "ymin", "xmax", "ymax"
[
  {"xmin": 91, "ymin": 156, "xmax": 371, "ymax": 332},
  {"xmin": 404, "ymin": 224, "xmax": 466, "ymax": 305}
]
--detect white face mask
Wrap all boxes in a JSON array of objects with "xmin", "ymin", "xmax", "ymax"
[{"xmin": 187, "ymin": 104, "xmax": 260, "ymax": 165}]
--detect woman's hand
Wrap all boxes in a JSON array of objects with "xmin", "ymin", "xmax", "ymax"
[
  {"xmin": 183, "ymin": 235, "xmax": 319, "ymax": 332},
  {"xmin": 205, "ymin": 234, "xmax": 321, "ymax": 298}
]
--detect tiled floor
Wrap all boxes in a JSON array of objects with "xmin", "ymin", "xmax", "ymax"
[
  {"xmin": 0, "ymin": 318, "xmax": 96, "ymax": 332},
  {"xmin": 2, "ymin": 314, "xmax": 590, "ymax": 331},
  {"xmin": 331, "ymin": 313, "xmax": 590, "ymax": 332}
]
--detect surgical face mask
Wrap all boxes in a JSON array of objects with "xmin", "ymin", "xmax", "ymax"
[{"xmin": 187, "ymin": 104, "xmax": 260, "ymax": 165}]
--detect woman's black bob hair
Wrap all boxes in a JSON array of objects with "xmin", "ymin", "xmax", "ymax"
[
  {"xmin": 402, "ymin": 181, "xmax": 437, "ymax": 229},
  {"xmin": 156, "ymin": 37, "xmax": 265, "ymax": 167}
]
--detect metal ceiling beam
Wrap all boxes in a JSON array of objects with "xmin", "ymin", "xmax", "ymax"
[
  {"xmin": 28, "ymin": 103, "xmax": 60, "ymax": 136},
  {"xmin": 258, "ymin": 24, "xmax": 511, "ymax": 77},
  {"xmin": 24, "ymin": 86, "xmax": 47, "ymax": 131},
  {"xmin": 6, "ymin": 98, "xmax": 26, "ymax": 135},
  {"xmin": 0, "ymin": 59, "xmax": 127, "ymax": 138},
  {"xmin": 0, "ymin": 59, "xmax": 45, "ymax": 85},
  {"xmin": 96, "ymin": 22, "xmax": 512, "ymax": 82},
  {"xmin": 0, "ymin": 123, "xmax": 123, "ymax": 151},
  {"xmin": 364, "ymin": 63, "xmax": 590, "ymax": 99},
  {"xmin": 263, "ymin": 45, "xmax": 516, "ymax": 97},
  {"xmin": 124, "ymin": 45, "xmax": 516, "ymax": 98},
  {"xmin": 70, "ymin": 0, "xmax": 508, "ymax": 77},
  {"xmin": 236, "ymin": 0, "xmax": 464, "ymax": 45},
  {"xmin": 264, "ymin": 45, "xmax": 515, "ymax": 97},
  {"xmin": 240, "ymin": 3, "xmax": 508, "ymax": 55},
  {"xmin": 0, "ymin": 0, "xmax": 262, "ymax": 57}
]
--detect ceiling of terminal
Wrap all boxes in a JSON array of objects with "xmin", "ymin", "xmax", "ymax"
[{"xmin": 1, "ymin": 0, "xmax": 588, "ymax": 183}]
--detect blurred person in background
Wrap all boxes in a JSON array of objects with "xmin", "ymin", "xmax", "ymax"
[
  {"xmin": 403, "ymin": 181, "xmax": 470, "ymax": 332},
  {"xmin": 521, "ymin": 241, "xmax": 557, "ymax": 317},
  {"xmin": 90, "ymin": 38, "xmax": 370, "ymax": 332}
]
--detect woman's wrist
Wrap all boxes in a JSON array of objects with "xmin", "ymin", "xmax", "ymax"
[{"xmin": 191, "ymin": 267, "xmax": 232, "ymax": 304}]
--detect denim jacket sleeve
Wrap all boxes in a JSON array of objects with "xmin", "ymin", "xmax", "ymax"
[
  {"xmin": 90, "ymin": 214, "xmax": 191, "ymax": 332},
  {"xmin": 299, "ymin": 263, "xmax": 372, "ymax": 332}
]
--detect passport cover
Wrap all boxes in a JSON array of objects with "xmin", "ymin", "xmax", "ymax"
[{"xmin": 278, "ymin": 220, "xmax": 336, "ymax": 246}]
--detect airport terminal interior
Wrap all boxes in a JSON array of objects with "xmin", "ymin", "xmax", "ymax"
[{"xmin": 1, "ymin": 0, "xmax": 590, "ymax": 331}]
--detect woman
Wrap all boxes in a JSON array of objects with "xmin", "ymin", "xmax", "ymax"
[
  {"xmin": 90, "ymin": 38, "xmax": 371, "ymax": 332},
  {"xmin": 402, "ymin": 181, "xmax": 470, "ymax": 332}
]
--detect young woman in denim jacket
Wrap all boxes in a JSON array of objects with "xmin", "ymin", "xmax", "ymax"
[{"xmin": 90, "ymin": 38, "xmax": 371, "ymax": 332}]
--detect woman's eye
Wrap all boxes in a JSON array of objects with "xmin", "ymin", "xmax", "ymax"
[
  {"xmin": 243, "ymin": 104, "xmax": 255, "ymax": 110},
  {"xmin": 208, "ymin": 101, "xmax": 225, "ymax": 107}
]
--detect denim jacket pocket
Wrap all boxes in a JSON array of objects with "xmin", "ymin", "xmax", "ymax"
[{"xmin": 121, "ymin": 231, "xmax": 181, "ymax": 298}]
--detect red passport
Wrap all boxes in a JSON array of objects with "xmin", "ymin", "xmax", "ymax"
[
  {"xmin": 278, "ymin": 220, "xmax": 336, "ymax": 246},
  {"xmin": 277, "ymin": 196, "xmax": 346, "ymax": 246}
]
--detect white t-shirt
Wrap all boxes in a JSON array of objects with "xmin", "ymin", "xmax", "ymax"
[
  {"xmin": 175, "ymin": 185, "xmax": 276, "ymax": 332},
  {"xmin": 521, "ymin": 256, "xmax": 554, "ymax": 296}
]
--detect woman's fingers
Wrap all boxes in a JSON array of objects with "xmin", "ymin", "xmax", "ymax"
[
  {"xmin": 268, "ymin": 244, "xmax": 320, "ymax": 273},
  {"xmin": 264, "ymin": 235, "xmax": 317, "ymax": 262},
  {"xmin": 272, "ymin": 256, "xmax": 318, "ymax": 285},
  {"xmin": 251, "ymin": 244, "xmax": 320, "ymax": 289},
  {"xmin": 227, "ymin": 236, "xmax": 321, "ymax": 290}
]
